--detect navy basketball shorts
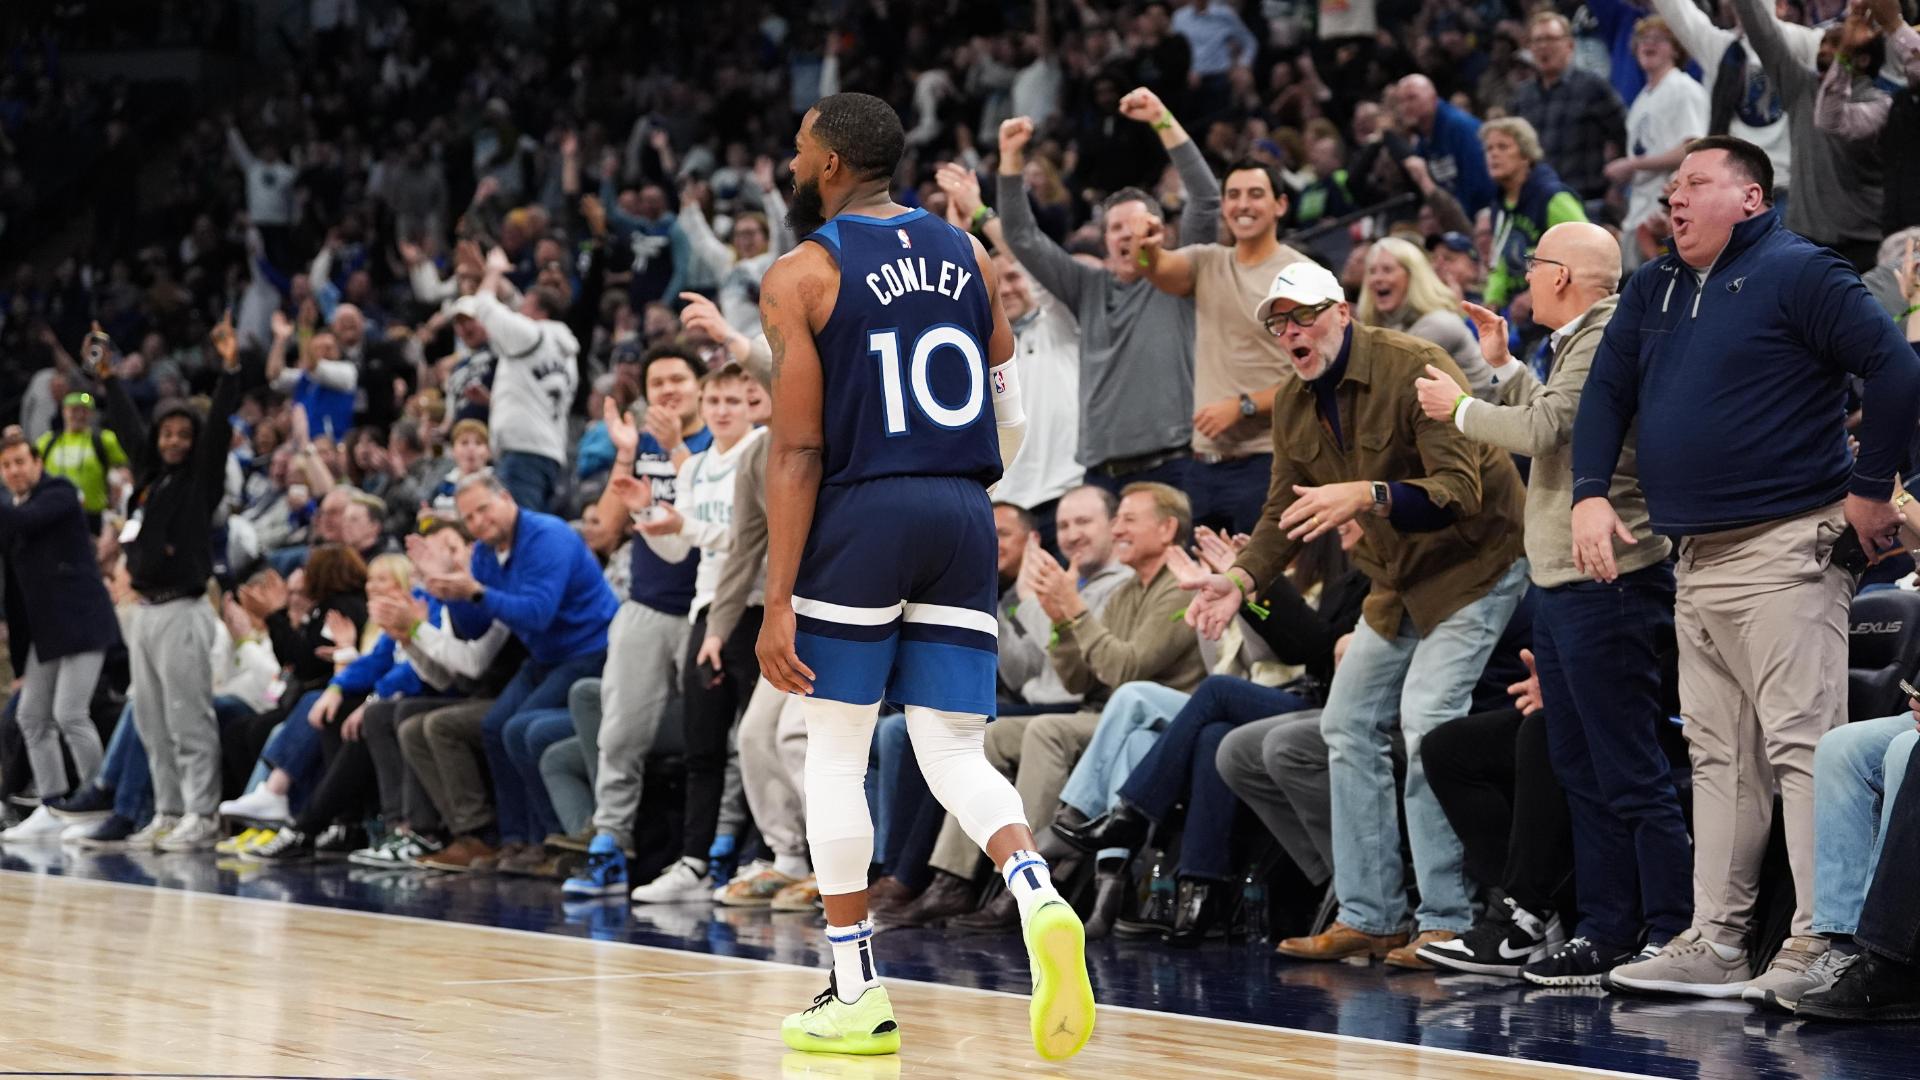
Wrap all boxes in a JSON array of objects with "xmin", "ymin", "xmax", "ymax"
[{"xmin": 792, "ymin": 475, "xmax": 999, "ymax": 717}]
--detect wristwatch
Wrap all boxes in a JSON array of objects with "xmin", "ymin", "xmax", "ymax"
[
  {"xmin": 471, "ymin": 585, "xmax": 487, "ymax": 605},
  {"xmin": 1370, "ymin": 482, "xmax": 1391, "ymax": 515},
  {"xmin": 1238, "ymin": 393, "xmax": 1256, "ymax": 418}
]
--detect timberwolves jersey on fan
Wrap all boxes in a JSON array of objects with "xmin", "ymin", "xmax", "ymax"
[{"xmin": 790, "ymin": 207, "xmax": 1003, "ymax": 717}]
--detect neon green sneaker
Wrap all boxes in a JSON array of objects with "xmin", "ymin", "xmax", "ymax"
[
  {"xmin": 781, "ymin": 978, "xmax": 901, "ymax": 1056},
  {"xmin": 1024, "ymin": 899, "xmax": 1095, "ymax": 1060}
]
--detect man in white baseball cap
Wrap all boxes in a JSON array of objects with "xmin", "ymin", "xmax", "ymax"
[{"xmin": 1182, "ymin": 258, "xmax": 1532, "ymax": 968}]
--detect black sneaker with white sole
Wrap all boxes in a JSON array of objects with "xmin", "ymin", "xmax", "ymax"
[
  {"xmin": 1420, "ymin": 897, "xmax": 1564, "ymax": 979},
  {"xmin": 1523, "ymin": 936, "xmax": 1639, "ymax": 987},
  {"xmin": 240, "ymin": 827, "xmax": 313, "ymax": 864}
]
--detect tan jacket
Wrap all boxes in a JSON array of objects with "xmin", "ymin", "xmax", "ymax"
[
  {"xmin": 1234, "ymin": 322, "xmax": 1527, "ymax": 638},
  {"xmin": 1457, "ymin": 295, "xmax": 1670, "ymax": 588},
  {"xmin": 1050, "ymin": 562, "xmax": 1206, "ymax": 703}
]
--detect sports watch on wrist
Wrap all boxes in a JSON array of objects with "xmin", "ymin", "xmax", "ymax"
[
  {"xmin": 1238, "ymin": 393, "xmax": 1256, "ymax": 418},
  {"xmin": 1370, "ymin": 482, "xmax": 1391, "ymax": 516}
]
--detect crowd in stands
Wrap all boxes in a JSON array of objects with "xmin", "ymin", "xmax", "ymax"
[{"xmin": 8, "ymin": 0, "xmax": 1920, "ymax": 1028}]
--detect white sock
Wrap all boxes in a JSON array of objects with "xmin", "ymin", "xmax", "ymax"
[
  {"xmin": 1707, "ymin": 940, "xmax": 1745, "ymax": 962},
  {"xmin": 774, "ymin": 851, "xmax": 812, "ymax": 879},
  {"xmin": 826, "ymin": 920, "xmax": 880, "ymax": 1002},
  {"xmin": 1000, "ymin": 849, "xmax": 1062, "ymax": 923}
]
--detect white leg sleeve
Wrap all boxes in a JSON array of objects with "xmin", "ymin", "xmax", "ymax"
[
  {"xmin": 799, "ymin": 696, "xmax": 881, "ymax": 896},
  {"xmin": 905, "ymin": 705, "xmax": 1031, "ymax": 852}
]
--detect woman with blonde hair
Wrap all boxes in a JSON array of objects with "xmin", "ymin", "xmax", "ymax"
[{"xmin": 1356, "ymin": 236, "xmax": 1498, "ymax": 399}]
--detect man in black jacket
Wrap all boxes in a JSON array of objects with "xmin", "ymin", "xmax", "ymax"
[{"xmin": 101, "ymin": 316, "xmax": 243, "ymax": 853}]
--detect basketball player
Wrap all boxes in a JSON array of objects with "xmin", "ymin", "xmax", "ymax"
[{"xmin": 756, "ymin": 93, "xmax": 1095, "ymax": 1061}]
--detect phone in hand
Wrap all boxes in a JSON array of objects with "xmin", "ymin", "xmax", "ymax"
[
  {"xmin": 85, "ymin": 329, "xmax": 113, "ymax": 374},
  {"xmin": 1832, "ymin": 526, "xmax": 1874, "ymax": 577},
  {"xmin": 1900, "ymin": 678, "xmax": 1920, "ymax": 704}
]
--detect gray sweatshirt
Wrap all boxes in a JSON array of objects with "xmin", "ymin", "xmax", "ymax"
[
  {"xmin": 1457, "ymin": 295, "xmax": 1671, "ymax": 588},
  {"xmin": 998, "ymin": 140, "xmax": 1221, "ymax": 468},
  {"xmin": 1736, "ymin": 0, "xmax": 1884, "ymax": 250}
]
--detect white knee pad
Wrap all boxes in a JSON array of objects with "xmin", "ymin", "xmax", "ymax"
[
  {"xmin": 799, "ymin": 696, "xmax": 880, "ymax": 896},
  {"xmin": 905, "ymin": 706, "xmax": 1030, "ymax": 851}
]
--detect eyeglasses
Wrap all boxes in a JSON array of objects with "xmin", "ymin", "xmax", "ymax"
[
  {"xmin": 1263, "ymin": 299, "xmax": 1338, "ymax": 335},
  {"xmin": 1523, "ymin": 254, "xmax": 1567, "ymax": 274}
]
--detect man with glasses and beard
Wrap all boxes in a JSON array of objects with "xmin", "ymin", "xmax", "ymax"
[{"xmin": 1181, "ymin": 260, "xmax": 1530, "ymax": 967}]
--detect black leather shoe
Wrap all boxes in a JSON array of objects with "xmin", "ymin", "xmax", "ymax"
[
  {"xmin": 1037, "ymin": 805, "xmax": 1089, "ymax": 862},
  {"xmin": 1114, "ymin": 877, "xmax": 1176, "ymax": 939},
  {"xmin": 1164, "ymin": 878, "xmax": 1224, "ymax": 948},
  {"xmin": 1798, "ymin": 950, "xmax": 1920, "ymax": 1022},
  {"xmin": 1054, "ymin": 803, "xmax": 1150, "ymax": 856},
  {"xmin": 1083, "ymin": 868, "xmax": 1129, "ymax": 941},
  {"xmin": 949, "ymin": 884, "xmax": 1021, "ymax": 933},
  {"xmin": 882, "ymin": 870, "xmax": 977, "ymax": 928}
]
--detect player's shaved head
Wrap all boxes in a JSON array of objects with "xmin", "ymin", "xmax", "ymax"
[{"xmin": 806, "ymin": 93, "xmax": 905, "ymax": 182}]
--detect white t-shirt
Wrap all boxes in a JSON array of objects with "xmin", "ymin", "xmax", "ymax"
[
  {"xmin": 644, "ymin": 426, "xmax": 768, "ymax": 621},
  {"xmin": 1624, "ymin": 69, "xmax": 1709, "ymax": 232},
  {"xmin": 994, "ymin": 295, "xmax": 1085, "ymax": 512}
]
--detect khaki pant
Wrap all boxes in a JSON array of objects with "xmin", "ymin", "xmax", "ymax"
[
  {"xmin": 1676, "ymin": 502, "xmax": 1850, "ymax": 946},
  {"xmin": 928, "ymin": 711, "xmax": 1099, "ymax": 878}
]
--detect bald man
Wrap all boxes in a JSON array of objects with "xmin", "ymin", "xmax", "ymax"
[
  {"xmin": 1412, "ymin": 222, "xmax": 1686, "ymax": 985},
  {"xmin": 1392, "ymin": 75, "xmax": 1495, "ymax": 215}
]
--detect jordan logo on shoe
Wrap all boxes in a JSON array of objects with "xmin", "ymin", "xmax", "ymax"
[{"xmin": 1053, "ymin": 1018, "xmax": 1074, "ymax": 1036}]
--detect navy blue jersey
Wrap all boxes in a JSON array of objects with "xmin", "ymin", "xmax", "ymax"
[{"xmin": 802, "ymin": 208, "xmax": 1001, "ymax": 489}]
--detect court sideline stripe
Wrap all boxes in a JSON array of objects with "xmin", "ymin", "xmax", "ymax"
[{"xmin": 3, "ymin": 870, "xmax": 1665, "ymax": 1080}]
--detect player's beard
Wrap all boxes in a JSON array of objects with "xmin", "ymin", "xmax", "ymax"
[{"xmin": 787, "ymin": 175, "xmax": 827, "ymax": 236}]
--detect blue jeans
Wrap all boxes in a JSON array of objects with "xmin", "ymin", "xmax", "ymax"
[
  {"xmin": 502, "ymin": 707, "xmax": 573, "ymax": 841},
  {"xmin": 107, "ymin": 695, "xmax": 258, "ymax": 826},
  {"xmin": 874, "ymin": 711, "xmax": 944, "ymax": 888},
  {"xmin": 496, "ymin": 451, "xmax": 562, "ymax": 514},
  {"xmin": 1118, "ymin": 676, "xmax": 1308, "ymax": 880},
  {"xmin": 484, "ymin": 651, "xmax": 607, "ymax": 844},
  {"xmin": 1812, "ymin": 715, "xmax": 1919, "ymax": 936},
  {"xmin": 262, "ymin": 691, "xmax": 327, "ymax": 789},
  {"xmin": 1323, "ymin": 558, "xmax": 1530, "ymax": 934},
  {"xmin": 1059, "ymin": 682, "xmax": 1191, "ymax": 831},
  {"xmin": 102, "ymin": 703, "xmax": 153, "ymax": 826},
  {"xmin": 1535, "ymin": 563, "xmax": 1690, "ymax": 947},
  {"xmin": 1858, "ymin": 743, "xmax": 1920, "ymax": 961},
  {"xmin": 1183, "ymin": 453, "xmax": 1274, "ymax": 535}
]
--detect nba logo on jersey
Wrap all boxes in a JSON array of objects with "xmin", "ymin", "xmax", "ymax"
[{"xmin": 897, "ymin": 228, "xmax": 912, "ymax": 249}]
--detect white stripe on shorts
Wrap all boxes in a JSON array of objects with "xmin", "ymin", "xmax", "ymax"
[
  {"xmin": 792, "ymin": 595, "xmax": 905, "ymax": 627},
  {"xmin": 902, "ymin": 602, "xmax": 999, "ymax": 639}
]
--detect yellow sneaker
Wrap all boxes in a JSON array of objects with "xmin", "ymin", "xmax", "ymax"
[
  {"xmin": 781, "ymin": 978, "xmax": 901, "ymax": 1056},
  {"xmin": 216, "ymin": 828, "xmax": 263, "ymax": 856},
  {"xmin": 1024, "ymin": 899, "xmax": 1095, "ymax": 1060},
  {"xmin": 779, "ymin": 1051, "xmax": 903, "ymax": 1078}
]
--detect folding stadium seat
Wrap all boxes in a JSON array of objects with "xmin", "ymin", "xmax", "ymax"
[{"xmin": 1846, "ymin": 590, "xmax": 1920, "ymax": 725}]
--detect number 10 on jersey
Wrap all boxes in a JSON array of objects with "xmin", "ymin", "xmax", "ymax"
[{"xmin": 869, "ymin": 325, "xmax": 986, "ymax": 435}]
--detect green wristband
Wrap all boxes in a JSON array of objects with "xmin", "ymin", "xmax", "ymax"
[{"xmin": 1152, "ymin": 114, "xmax": 1174, "ymax": 132}]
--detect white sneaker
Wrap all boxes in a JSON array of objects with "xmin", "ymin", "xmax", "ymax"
[
  {"xmin": 60, "ymin": 819, "xmax": 99, "ymax": 842},
  {"xmin": 631, "ymin": 857, "xmax": 715, "ymax": 904},
  {"xmin": 157, "ymin": 813, "xmax": 219, "ymax": 852},
  {"xmin": 0, "ymin": 805, "xmax": 67, "ymax": 843},
  {"xmin": 218, "ymin": 787, "xmax": 292, "ymax": 824},
  {"xmin": 129, "ymin": 814, "xmax": 181, "ymax": 851}
]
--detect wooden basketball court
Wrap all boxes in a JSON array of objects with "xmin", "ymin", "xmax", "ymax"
[{"xmin": 0, "ymin": 870, "xmax": 1657, "ymax": 1079}]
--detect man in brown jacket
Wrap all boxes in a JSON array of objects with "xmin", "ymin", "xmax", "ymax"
[
  {"xmin": 900, "ymin": 482, "xmax": 1207, "ymax": 931},
  {"xmin": 1184, "ymin": 260, "xmax": 1530, "ymax": 966}
]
